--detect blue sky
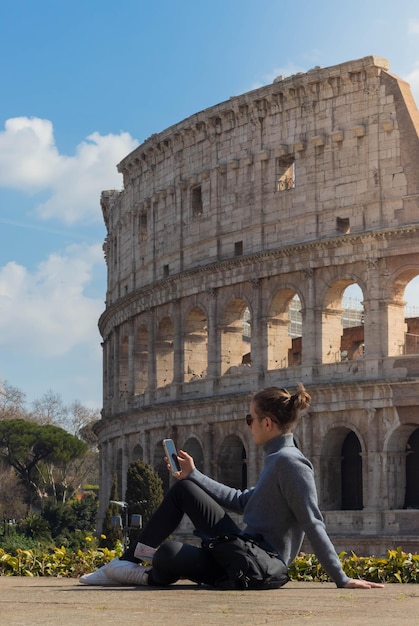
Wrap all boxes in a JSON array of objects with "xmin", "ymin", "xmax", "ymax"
[{"xmin": 1, "ymin": 0, "xmax": 419, "ymax": 409}]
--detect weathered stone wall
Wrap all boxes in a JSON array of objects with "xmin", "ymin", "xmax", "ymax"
[{"xmin": 97, "ymin": 56, "xmax": 419, "ymax": 554}]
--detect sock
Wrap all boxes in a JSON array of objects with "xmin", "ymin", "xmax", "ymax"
[{"xmin": 133, "ymin": 541, "xmax": 157, "ymax": 564}]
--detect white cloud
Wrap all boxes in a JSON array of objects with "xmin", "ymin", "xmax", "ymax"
[
  {"xmin": 0, "ymin": 244, "xmax": 104, "ymax": 357},
  {"xmin": 0, "ymin": 117, "xmax": 59, "ymax": 188},
  {"xmin": 0, "ymin": 117, "xmax": 138, "ymax": 224}
]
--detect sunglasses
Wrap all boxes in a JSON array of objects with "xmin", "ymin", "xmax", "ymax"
[{"xmin": 245, "ymin": 414, "xmax": 255, "ymax": 426}]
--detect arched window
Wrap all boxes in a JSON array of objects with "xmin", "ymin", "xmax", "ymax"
[
  {"xmin": 405, "ymin": 428, "xmax": 419, "ymax": 508},
  {"xmin": 267, "ymin": 289, "xmax": 301, "ymax": 369},
  {"xmin": 341, "ymin": 431, "xmax": 363, "ymax": 510},
  {"xmin": 183, "ymin": 437, "xmax": 204, "ymax": 473},
  {"xmin": 217, "ymin": 435, "xmax": 247, "ymax": 489},
  {"xmin": 132, "ymin": 444, "xmax": 143, "ymax": 462}
]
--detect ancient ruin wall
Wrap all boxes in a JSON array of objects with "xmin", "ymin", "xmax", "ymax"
[{"xmin": 97, "ymin": 56, "xmax": 419, "ymax": 553}]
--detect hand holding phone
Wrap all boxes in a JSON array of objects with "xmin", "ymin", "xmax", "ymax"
[{"xmin": 162, "ymin": 438, "xmax": 182, "ymax": 473}]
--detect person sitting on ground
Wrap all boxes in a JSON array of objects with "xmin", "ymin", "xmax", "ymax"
[{"xmin": 80, "ymin": 384, "xmax": 384, "ymax": 589}]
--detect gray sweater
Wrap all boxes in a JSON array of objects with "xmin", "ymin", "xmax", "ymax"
[{"xmin": 189, "ymin": 433, "xmax": 350, "ymax": 587}]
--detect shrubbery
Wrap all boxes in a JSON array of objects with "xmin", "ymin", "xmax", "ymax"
[
  {"xmin": 0, "ymin": 543, "xmax": 122, "ymax": 577},
  {"xmin": 1, "ymin": 544, "xmax": 419, "ymax": 582},
  {"xmin": 289, "ymin": 547, "xmax": 419, "ymax": 584}
]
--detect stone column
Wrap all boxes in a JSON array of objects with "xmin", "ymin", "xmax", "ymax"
[
  {"xmin": 97, "ymin": 443, "xmax": 105, "ymax": 532},
  {"xmin": 128, "ymin": 323, "xmax": 135, "ymax": 397},
  {"xmin": 121, "ymin": 434, "xmax": 130, "ymax": 499},
  {"xmin": 148, "ymin": 310, "xmax": 156, "ymax": 402},
  {"xmin": 321, "ymin": 307, "xmax": 343, "ymax": 363},
  {"xmin": 203, "ymin": 423, "xmax": 214, "ymax": 477},
  {"xmin": 250, "ymin": 278, "xmax": 264, "ymax": 375},
  {"xmin": 172, "ymin": 300, "xmax": 183, "ymax": 391},
  {"xmin": 362, "ymin": 409, "xmax": 381, "ymax": 512},
  {"xmin": 101, "ymin": 339, "xmax": 107, "ymax": 410},
  {"xmin": 206, "ymin": 288, "xmax": 219, "ymax": 379},
  {"xmin": 112, "ymin": 327, "xmax": 120, "ymax": 414},
  {"xmin": 301, "ymin": 268, "xmax": 319, "ymax": 366}
]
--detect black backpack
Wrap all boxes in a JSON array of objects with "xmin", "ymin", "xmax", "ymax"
[{"xmin": 200, "ymin": 533, "xmax": 289, "ymax": 590}]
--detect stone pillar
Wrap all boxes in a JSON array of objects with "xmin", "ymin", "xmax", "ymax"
[
  {"xmin": 301, "ymin": 268, "xmax": 318, "ymax": 365},
  {"xmin": 250, "ymin": 279, "xmax": 264, "ymax": 374},
  {"xmin": 363, "ymin": 296, "xmax": 406, "ymax": 358},
  {"xmin": 321, "ymin": 307, "xmax": 343, "ymax": 363},
  {"xmin": 362, "ymin": 409, "xmax": 382, "ymax": 513},
  {"xmin": 386, "ymin": 451, "xmax": 407, "ymax": 509},
  {"xmin": 121, "ymin": 434, "xmax": 130, "ymax": 499},
  {"xmin": 144, "ymin": 431, "xmax": 151, "ymax": 465},
  {"xmin": 148, "ymin": 311, "xmax": 156, "ymax": 401},
  {"xmin": 203, "ymin": 424, "xmax": 214, "ymax": 477},
  {"xmin": 206, "ymin": 288, "xmax": 219, "ymax": 378},
  {"xmin": 363, "ymin": 297, "xmax": 385, "ymax": 358},
  {"xmin": 172, "ymin": 300, "xmax": 183, "ymax": 390},
  {"xmin": 97, "ymin": 443, "xmax": 105, "ymax": 532},
  {"xmin": 101, "ymin": 340, "xmax": 107, "ymax": 409},
  {"xmin": 113, "ymin": 327, "xmax": 120, "ymax": 414},
  {"xmin": 98, "ymin": 441, "xmax": 111, "ymax": 532},
  {"xmin": 128, "ymin": 324, "xmax": 134, "ymax": 397}
]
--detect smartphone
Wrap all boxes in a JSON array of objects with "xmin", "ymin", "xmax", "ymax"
[{"xmin": 162, "ymin": 438, "xmax": 182, "ymax": 473}]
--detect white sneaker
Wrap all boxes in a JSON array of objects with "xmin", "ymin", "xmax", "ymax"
[
  {"xmin": 79, "ymin": 559, "xmax": 120, "ymax": 586},
  {"xmin": 106, "ymin": 558, "xmax": 151, "ymax": 586}
]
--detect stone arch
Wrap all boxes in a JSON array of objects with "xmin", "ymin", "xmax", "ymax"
[
  {"xmin": 386, "ymin": 423, "xmax": 419, "ymax": 509},
  {"xmin": 388, "ymin": 270, "xmax": 419, "ymax": 355},
  {"xmin": 184, "ymin": 306, "xmax": 208, "ymax": 382},
  {"xmin": 183, "ymin": 436, "xmax": 204, "ymax": 473},
  {"xmin": 340, "ymin": 283, "xmax": 365, "ymax": 361},
  {"xmin": 405, "ymin": 427, "xmax": 419, "ymax": 508},
  {"xmin": 217, "ymin": 434, "xmax": 247, "ymax": 489},
  {"xmin": 156, "ymin": 316, "xmax": 174, "ymax": 388},
  {"xmin": 321, "ymin": 278, "xmax": 363, "ymax": 363},
  {"xmin": 404, "ymin": 275, "xmax": 419, "ymax": 354},
  {"xmin": 134, "ymin": 323, "xmax": 149, "ymax": 395},
  {"xmin": 132, "ymin": 443, "xmax": 143, "ymax": 462},
  {"xmin": 341, "ymin": 431, "xmax": 363, "ymax": 510},
  {"xmin": 320, "ymin": 425, "xmax": 364, "ymax": 511},
  {"xmin": 220, "ymin": 298, "xmax": 252, "ymax": 375},
  {"xmin": 267, "ymin": 287, "xmax": 302, "ymax": 369}
]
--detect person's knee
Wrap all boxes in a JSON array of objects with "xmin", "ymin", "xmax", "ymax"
[
  {"xmin": 150, "ymin": 541, "xmax": 183, "ymax": 586},
  {"xmin": 153, "ymin": 540, "xmax": 182, "ymax": 567}
]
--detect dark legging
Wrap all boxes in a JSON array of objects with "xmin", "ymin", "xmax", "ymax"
[{"xmin": 121, "ymin": 480, "xmax": 242, "ymax": 586}]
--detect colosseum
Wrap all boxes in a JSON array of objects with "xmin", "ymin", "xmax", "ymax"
[{"xmin": 96, "ymin": 55, "xmax": 419, "ymax": 555}]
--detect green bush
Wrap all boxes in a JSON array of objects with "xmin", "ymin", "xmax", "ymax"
[
  {"xmin": 1, "ymin": 545, "xmax": 419, "ymax": 581},
  {"xmin": 0, "ymin": 534, "xmax": 43, "ymax": 554},
  {"xmin": 0, "ymin": 543, "xmax": 122, "ymax": 577},
  {"xmin": 289, "ymin": 547, "xmax": 419, "ymax": 584}
]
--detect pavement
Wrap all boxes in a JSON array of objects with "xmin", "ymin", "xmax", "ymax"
[{"xmin": 0, "ymin": 577, "xmax": 418, "ymax": 625}]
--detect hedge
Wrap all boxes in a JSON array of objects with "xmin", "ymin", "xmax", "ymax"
[{"xmin": 1, "ymin": 545, "xmax": 418, "ymax": 583}]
